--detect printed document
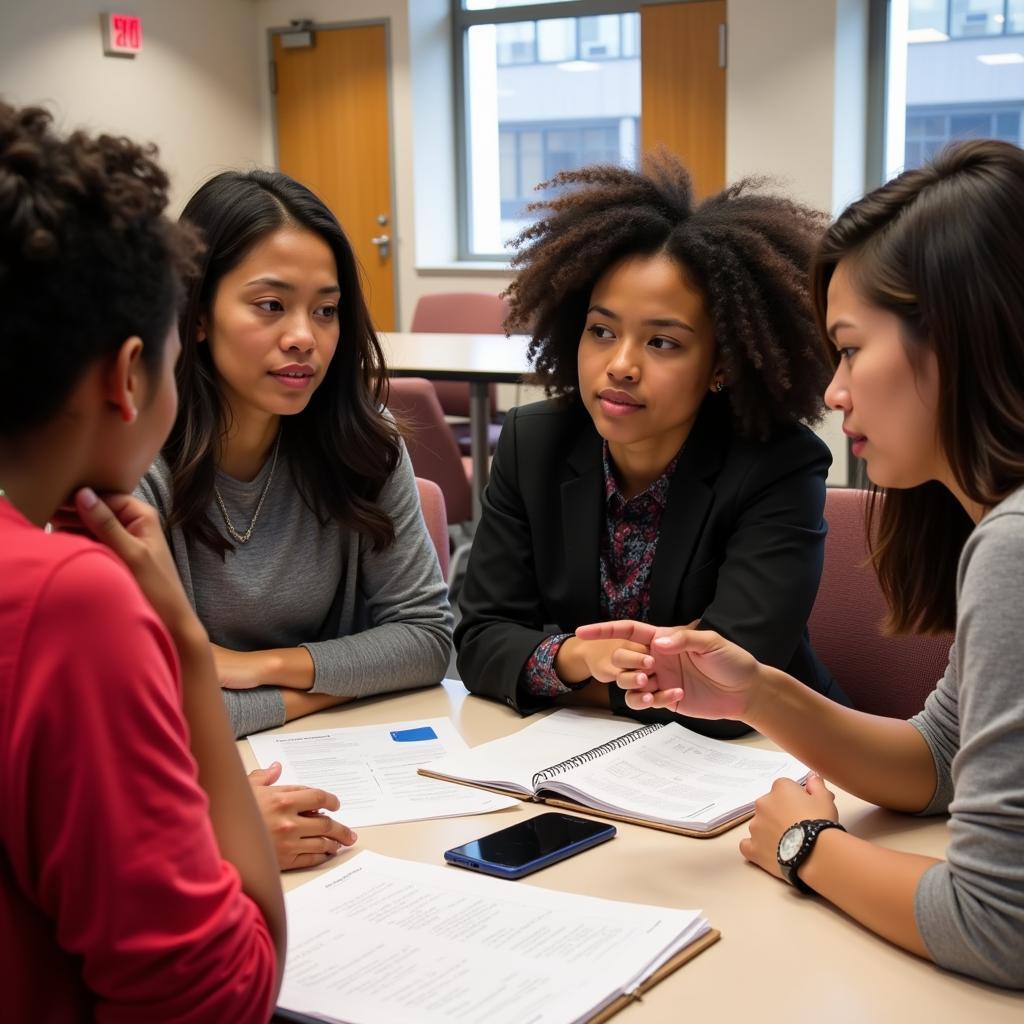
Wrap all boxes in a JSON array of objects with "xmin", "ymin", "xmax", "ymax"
[
  {"xmin": 278, "ymin": 851, "xmax": 712, "ymax": 1024},
  {"xmin": 248, "ymin": 718, "xmax": 516, "ymax": 828}
]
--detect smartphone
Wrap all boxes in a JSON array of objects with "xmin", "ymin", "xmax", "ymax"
[{"xmin": 443, "ymin": 812, "xmax": 616, "ymax": 879}]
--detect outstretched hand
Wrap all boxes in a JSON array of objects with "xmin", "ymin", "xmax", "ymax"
[{"xmin": 574, "ymin": 620, "xmax": 762, "ymax": 721}]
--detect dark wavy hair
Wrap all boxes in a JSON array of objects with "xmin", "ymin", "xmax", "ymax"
[
  {"xmin": 166, "ymin": 170, "xmax": 401, "ymax": 557},
  {"xmin": 811, "ymin": 139, "xmax": 1024, "ymax": 634},
  {"xmin": 505, "ymin": 152, "xmax": 832, "ymax": 439},
  {"xmin": 0, "ymin": 102, "xmax": 199, "ymax": 436}
]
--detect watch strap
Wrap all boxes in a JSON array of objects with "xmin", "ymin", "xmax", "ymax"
[{"xmin": 779, "ymin": 818, "xmax": 846, "ymax": 895}]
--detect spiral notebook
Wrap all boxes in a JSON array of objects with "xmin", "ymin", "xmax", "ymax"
[{"xmin": 420, "ymin": 709, "xmax": 808, "ymax": 837}]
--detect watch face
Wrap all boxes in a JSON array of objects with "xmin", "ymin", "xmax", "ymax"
[{"xmin": 778, "ymin": 824, "xmax": 805, "ymax": 863}]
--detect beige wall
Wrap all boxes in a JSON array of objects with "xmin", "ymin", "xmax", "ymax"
[
  {"xmin": 252, "ymin": 0, "xmax": 515, "ymax": 334},
  {"xmin": 0, "ymin": 0, "xmax": 264, "ymax": 212},
  {"xmin": 727, "ymin": 0, "xmax": 868, "ymax": 482},
  {"xmin": 727, "ymin": 0, "xmax": 839, "ymax": 209}
]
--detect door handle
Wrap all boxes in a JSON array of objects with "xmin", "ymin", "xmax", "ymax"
[{"xmin": 370, "ymin": 233, "xmax": 390, "ymax": 259}]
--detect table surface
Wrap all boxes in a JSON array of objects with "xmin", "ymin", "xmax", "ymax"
[
  {"xmin": 380, "ymin": 331, "xmax": 532, "ymax": 383},
  {"xmin": 240, "ymin": 680, "xmax": 1024, "ymax": 1023}
]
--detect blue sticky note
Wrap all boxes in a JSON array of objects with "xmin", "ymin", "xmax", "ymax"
[{"xmin": 390, "ymin": 726, "xmax": 438, "ymax": 742}]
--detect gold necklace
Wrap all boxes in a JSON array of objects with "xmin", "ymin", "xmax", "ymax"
[{"xmin": 213, "ymin": 434, "xmax": 281, "ymax": 545}]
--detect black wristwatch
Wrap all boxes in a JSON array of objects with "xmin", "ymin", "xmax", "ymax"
[{"xmin": 777, "ymin": 818, "xmax": 846, "ymax": 895}]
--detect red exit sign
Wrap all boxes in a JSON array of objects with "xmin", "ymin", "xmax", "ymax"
[{"xmin": 101, "ymin": 13, "xmax": 143, "ymax": 57}]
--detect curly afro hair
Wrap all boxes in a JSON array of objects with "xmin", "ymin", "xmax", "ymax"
[
  {"xmin": 505, "ymin": 152, "xmax": 832, "ymax": 439},
  {"xmin": 0, "ymin": 101, "xmax": 201, "ymax": 435}
]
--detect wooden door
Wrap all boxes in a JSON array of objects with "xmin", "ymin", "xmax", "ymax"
[
  {"xmin": 641, "ymin": 1, "xmax": 727, "ymax": 199},
  {"xmin": 272, "ymin": 24, "xmax": 396, "ymax": 330}
]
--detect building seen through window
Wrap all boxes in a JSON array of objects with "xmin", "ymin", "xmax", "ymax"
[
  {"xmin": 459, "ymin": 3, "xmax": 640, "ymax": 259},
  {"xmin": 893, "ymin": 1, "xmax": 1024, "ymax": 172}
]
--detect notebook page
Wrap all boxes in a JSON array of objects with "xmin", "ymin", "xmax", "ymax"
[
  {"xmin": 421, "ymin": 709, "xmax": 641, "ymax": 796},
  {"xmin": 279, "ymin": 850, "xmax": 709, "ymax": 1024},
  {"xmin": 544, "ymin": 723, "xmax": 808, "ymax": 831}
]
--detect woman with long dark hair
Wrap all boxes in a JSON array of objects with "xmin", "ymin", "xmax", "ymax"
[
  {"xmin": 585, "ymin": 139, "xmax": 1024, "ymax": 988},
  {"xmin": 137, "ymin": 171, "xmax": 453, "ymax": 866}
]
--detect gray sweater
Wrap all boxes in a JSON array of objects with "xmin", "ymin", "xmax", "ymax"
[
  {"xmin": 137, "ymin": 445, "xmax": 453, "ymax": 738},
  {"xmin": 910, "ymin": 484, "xmax": 1024, "ymax": 989}
]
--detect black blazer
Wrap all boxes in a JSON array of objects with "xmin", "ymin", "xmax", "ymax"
[{"xmin": 455, "ymin": 397, "xmax": 848, "ymax": 738}]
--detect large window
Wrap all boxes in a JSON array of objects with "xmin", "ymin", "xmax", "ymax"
[
  {"xmin": 886, "ymin": 0, "xmax": 1024, "ymax": 176},
  {"xmin": 456, "ymin": 2, "xmax": 641, "ymax": 260}
]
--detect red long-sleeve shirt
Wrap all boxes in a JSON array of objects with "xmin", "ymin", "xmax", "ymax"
[{"xmin": 0, "ymin": 499, "xmax": 276, "ymax": 1022}]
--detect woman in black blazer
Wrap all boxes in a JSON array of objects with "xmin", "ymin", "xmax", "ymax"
[{"xmin": 455, "ymin": 154, "xmax": 849, "ymax": 737}]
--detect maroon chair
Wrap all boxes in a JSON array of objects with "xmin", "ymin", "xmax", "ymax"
[
  {"xmin": 809, "ymin": 487, "xmax": 953, "ymax": 719},
  {"xmin": 415, "ymin": 477, "xmax": 450, "ymax": 580},
  {"xmin": 410, "ymin": 292, "xmax": 510, "ymax": 454},
  {"xmin": 386, "ymin": 377, "xmax": 473, "ymax": 527}
]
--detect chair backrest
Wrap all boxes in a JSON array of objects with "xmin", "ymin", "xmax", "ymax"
[
  {"xmin": 386, "ymin": 377, "xmax": 472, "ymax": 525},
  {"xmin": 809, "ymin": 487, "xmax": 953, "ymax": 719},
  {"xmin": 410, "ymin": 292, "xmax": 509, "ymax": 417},
  {"xmin": 415, "ymin": 477, "xmax": 450, "ymax": 579}
]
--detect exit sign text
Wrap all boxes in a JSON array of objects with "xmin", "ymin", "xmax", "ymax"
[{"xmin": 101, "ymin": 13, "xmax": 143, "ymax": 57}]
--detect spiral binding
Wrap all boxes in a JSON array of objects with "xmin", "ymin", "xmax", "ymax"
[{"xmin": 531, "ymin": 722, "xmax": 665, "ymax": 788}]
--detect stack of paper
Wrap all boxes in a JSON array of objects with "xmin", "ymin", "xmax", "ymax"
[{"xmin": 278, "ymin": 851, "xmax": 717, "ymax": 1024}]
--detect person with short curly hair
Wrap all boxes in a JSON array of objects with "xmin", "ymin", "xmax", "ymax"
[
  {"xmin": 0, "ymin": 101, "xmax": 284, "ymax": 1019},
  {"xmin": 456, "ymin": 153, "xmax": 849, "ymax": 736}
]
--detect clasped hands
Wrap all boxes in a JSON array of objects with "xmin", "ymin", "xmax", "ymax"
[
  {"xmin": 571, "ymin": 618, "xmax": 757, "ymax": 721},
  {"xmin": 571, "ymin": 619, "xmax": 841, "ymax": 882}
]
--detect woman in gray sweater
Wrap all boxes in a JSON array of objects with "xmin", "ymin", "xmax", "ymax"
[
  {"xmin": 580, "ymin": 139, "xmax": 1024, "ymax": 988},
  {"xmin": 138, "ymin": 170, "xmax": 453, "ymax": 868}
]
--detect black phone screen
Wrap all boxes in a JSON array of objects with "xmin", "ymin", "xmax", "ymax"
[{"xmin": 452, "ymin": 813, "xmax": 613, "ymax": 868}]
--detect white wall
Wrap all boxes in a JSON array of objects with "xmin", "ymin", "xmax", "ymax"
[
  {"xmin": 0, "ymin": 0, "xmax": 265, "ymax": 213},
  {"xmin": 727, "ymin": 0, "xmax": 866, "ymax": 482}
]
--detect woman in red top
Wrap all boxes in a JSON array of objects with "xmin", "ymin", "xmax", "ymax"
[{"xmin": 0, "ymin": 103, "xmax": 285, "ymax": 1020}]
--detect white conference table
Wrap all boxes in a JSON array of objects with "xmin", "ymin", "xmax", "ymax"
[
  {"xmin": 240, "ymin": 680, "xmax": 1024, "ymax": 1024},
  {"xmin": 380, "ymin": 331, "xmax": 532, "ymax": 522}
]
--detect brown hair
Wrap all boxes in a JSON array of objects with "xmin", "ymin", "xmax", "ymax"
[
  {"xmin": 505, "ymin": 151, "xmax": 832, "ymax": 439},
  {"xmin": 811, "ymin": 139, "xmax": 1024, "ymax": 633}
]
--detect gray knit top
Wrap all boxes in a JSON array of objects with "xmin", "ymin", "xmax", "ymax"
[
  {"xmin": 910, "ymin": 483, "xmax": 1024, "ymax": 988},
  {"xmin": 137, "ymin": 444, "xmax": 453, "ymax": 738}
]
